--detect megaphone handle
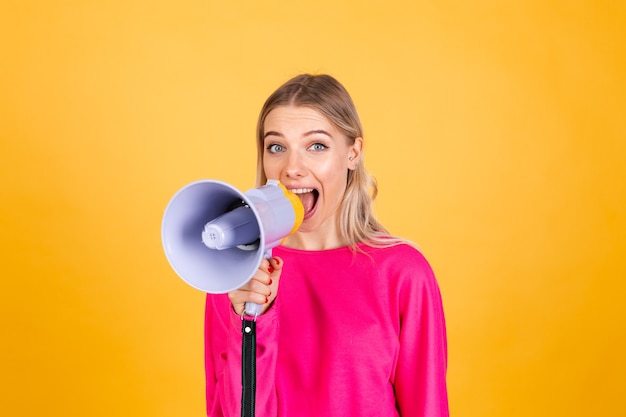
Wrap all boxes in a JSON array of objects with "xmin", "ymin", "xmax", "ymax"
[
  {"xmin": 243, "ymin": 250, "xmax": 273, "ymax": 317},
  {"xmin": 244, "ymin": 302, "xmax": 263, "ymax": 317}
]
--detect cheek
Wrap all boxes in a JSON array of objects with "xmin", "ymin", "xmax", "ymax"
[
  {"xmin": 319, "ymin": 154, "xmax": 348, "ymax": 176},
  {"xmin": 262, "ymin": 156, "xmax": 279, "ymax": 178},
  {"xmin": 319, "ymin": 161, "xmax": 348, "ymax": 197}
]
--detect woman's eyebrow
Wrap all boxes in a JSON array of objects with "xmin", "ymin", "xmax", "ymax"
[
  {"xmin": 264, "ymin": 129, "xmax": 332, "ymax": 139},
  {"xmin": 304, "ymin": 129, "xmax": 332, "ymax": 138},
  {"xmin": 264, "ymin": 131, "xmax": 283, "ymax": 139}
]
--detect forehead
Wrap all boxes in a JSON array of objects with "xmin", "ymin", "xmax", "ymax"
[{"xmin": 264, "ymin": 105, "xmax": 334, "ymax": 130}]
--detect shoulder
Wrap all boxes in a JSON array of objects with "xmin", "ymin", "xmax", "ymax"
[
  {"xmin": 364, "ymin": 243, "xmax": 438, "ymax": 287},
  {"xmin": 364, "ymin": 242, "xmax": 431, "ymax": 269},
  {"xmin": 367, "ymin": 245, "xmax": 445, "ymax": 321}
]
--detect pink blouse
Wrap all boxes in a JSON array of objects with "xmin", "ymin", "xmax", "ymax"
[{"xmin": 205, "ymin": 243, "xmax": 449, "ymax": 416}]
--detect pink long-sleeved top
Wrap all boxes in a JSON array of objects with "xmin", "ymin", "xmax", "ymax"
[{"xmin": 205, "ymin": 243, "xmax": 449, "ymax": 417}]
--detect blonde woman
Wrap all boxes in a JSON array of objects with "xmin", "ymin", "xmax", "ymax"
[{"xmin": 205, "ymin": 74, "xmax": 449, "ymax": 416}]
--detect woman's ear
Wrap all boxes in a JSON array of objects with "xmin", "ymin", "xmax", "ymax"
[{"xmin": 348, "ymin": 137, "xmax": 364, "ymax": 170}]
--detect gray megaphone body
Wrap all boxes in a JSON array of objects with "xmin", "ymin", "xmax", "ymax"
[{"xmin": 161, "ymin": 179, "xmax": 304, "ymax": 316}]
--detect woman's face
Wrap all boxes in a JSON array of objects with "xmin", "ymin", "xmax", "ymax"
[{"xmin": 262, "ymin": 105, "xmax": 362, "ymax": 246}]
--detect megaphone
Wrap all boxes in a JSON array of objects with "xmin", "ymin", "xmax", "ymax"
[{"xmin": 161, "ymin": 179, "xmax": 304, "ymax": 316}]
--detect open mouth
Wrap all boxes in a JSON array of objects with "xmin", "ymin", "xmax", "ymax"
[{"xmin": 290, "ymin": 188, "xmax": 319, "ymax": 219}]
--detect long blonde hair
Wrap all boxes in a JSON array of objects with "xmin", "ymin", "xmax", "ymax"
[{"xmin": 256, "ymin": 74, "xmax": 404, "ymax": 249}]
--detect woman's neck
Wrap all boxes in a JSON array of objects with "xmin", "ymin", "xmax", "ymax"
[{"xmin": 282, "ymin": 230, "xmax": 348, "ymax": 251}]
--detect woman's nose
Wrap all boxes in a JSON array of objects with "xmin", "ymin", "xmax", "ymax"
[{"xmin": 285, "ymin": 152, "xmax": 305, "ymax": 178}]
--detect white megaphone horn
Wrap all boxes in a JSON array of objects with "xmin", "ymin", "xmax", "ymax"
[{"xmin": 161, "ymin": 179, "xmax": 304, "ymax": 316}]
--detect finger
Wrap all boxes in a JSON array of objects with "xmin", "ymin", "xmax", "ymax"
[
  {"xmin": 229, "ymin": 257, "xmax": 285, "ymax": 315},
  {"xmin": 246, "ymin": 277, "xmax": 272, "ymax": 297},
  {"xmin": 252, "ymin": 259, "xmax": 272, "ymax": 284},
  {"xmin": 268, "ymin": 256, "xmax": 283, "ymax": 274},
  {"xmin": 228, "ymin": 287, "xmax": 269, "ymax": 314}
]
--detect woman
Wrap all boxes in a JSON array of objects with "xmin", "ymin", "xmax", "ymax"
[{"xmin": 204, "ymin": 74, "xmax": 449, "ymax": 416}]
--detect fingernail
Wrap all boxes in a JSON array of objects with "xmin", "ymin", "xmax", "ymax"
[
  {"xmin": 268, "ymin": 266, "xmax": 274, "ymax": 273},
  {"xmin": 269, "ymin": 278, "xmax": 273, "ymax": 285},
  {"xmin": 265, "ymin": 297, "xmax": 269, "ymax": 303}
]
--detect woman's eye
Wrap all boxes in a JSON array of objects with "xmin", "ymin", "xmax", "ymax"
[
  {"xmin": 309, "ymin": 143, "xmax": 328, "ymax": 151},
  {"xmin": 266, "ymin": 144, "xmax": 285, "ymax": 153}
]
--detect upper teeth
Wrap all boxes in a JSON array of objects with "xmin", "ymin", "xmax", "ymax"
[{"xmin": 290, "ymin": 188, "xmax": 314, "ymax": 194}]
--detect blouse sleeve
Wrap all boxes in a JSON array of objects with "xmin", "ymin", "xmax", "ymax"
[
  {"xmin": 205, "ymin": 294, "xmax": 280, "ymax": 416},
  {"xmin": 393, "ymin": 250, "xmax": 449, "ymax": 416}
]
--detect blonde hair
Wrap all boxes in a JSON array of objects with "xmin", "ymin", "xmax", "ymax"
[{"xmin": 256, "ymin": 74, "xmax": 404, "ymax": 249}]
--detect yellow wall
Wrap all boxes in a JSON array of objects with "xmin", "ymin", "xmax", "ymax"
[{"xmin": 1, "ymin": 1, "xmax": 624, "ymax": 416}]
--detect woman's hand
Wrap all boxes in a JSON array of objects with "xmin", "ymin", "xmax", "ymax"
[{"xmin": 228, "ymin": 256, "xmax": 283, "ymax": 316}]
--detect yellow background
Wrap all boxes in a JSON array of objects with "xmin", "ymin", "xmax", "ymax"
[{"xmin": 1, "ymin": 1, "xmax": 624, "ymax": 416}]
